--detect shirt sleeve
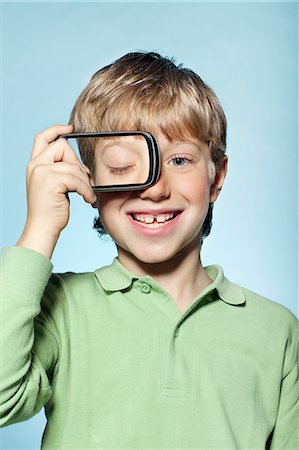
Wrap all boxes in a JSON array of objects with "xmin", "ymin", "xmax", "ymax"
[
  {"xmin": 0, "ymin": 246, "xmax": 59, "ymax": 427},
  {"xmin": 269, "ymin": 315, "xmax": 299, "ymax": 450}
]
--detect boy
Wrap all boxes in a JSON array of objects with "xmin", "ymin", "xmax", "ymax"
[{"xmin": 1, "ymin": 52, "xmax": 298, "ymax": 449}]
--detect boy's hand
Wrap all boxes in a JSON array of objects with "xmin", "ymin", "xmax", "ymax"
[{"xmin": 16, "ymin": 125, "xmax": 97, "ymax": 259}]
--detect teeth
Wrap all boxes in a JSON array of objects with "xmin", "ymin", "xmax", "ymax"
[
  {"xmin": 144, "ymin": 216, "xmax": 154, "ymax": 224},
  {"xmin": 156, "ymin": 213, "xmax": 174, "ymax": 223},
  {"xmin": 132, "ymin": 212, "xmax": 175, "ymax": 224}
]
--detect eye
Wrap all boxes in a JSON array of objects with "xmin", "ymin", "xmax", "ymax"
[
  {"xmin": 168, "ymin": 155, "xmax": 193, "ymax": 167},
  {"xmin": 108, "ymin": 165, "xmax": 135, "ymax": 174}
]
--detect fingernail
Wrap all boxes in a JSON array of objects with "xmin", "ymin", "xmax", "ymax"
[{"xmin": 83, "ymin": 164, "xmax": 91, "ymax": 174}]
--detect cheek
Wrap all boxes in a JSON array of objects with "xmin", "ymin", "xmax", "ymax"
[
  {"xmin": 97, "ymin": 193, "xmax": 128, "ymax": 223},
  {"xmin": 98, "ymin": 192, "xmax": 129, "ymax": 208},
  {"xmin": 177, "ymin": 172, "xmax": 210, "ymax": 204}
]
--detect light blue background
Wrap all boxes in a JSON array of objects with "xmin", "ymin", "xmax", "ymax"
[{"xmin": 1, "ymin": 2, "xmax": 298, "ymax": 448}]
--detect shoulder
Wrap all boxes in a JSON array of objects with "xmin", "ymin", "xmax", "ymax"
[
  {"xmin": 211, "ymin": 263, "xmax": 297, "ymax": 332},
  {"xmin": 48, "ymin": 270, "xmax": 97, "ymax": 289},
  {"xmin": 240, "ymin": 286, "xmax": 298, "ymax": 347},
  {"xmin": 227, "ymin": 284, "xmax": 298, "ymax": 372},
  {"xmin": 242, "ymin": 286, "xmax": 297, "ymax": 324},
  {"xmin": 47, "ymin": 269, "xmax": 105, "ymax": 295},
  {"xmin": 42, "ymin": 269, "xmax": 107, "ymax": 314}
]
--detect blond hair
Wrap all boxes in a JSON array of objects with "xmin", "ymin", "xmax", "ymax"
[{"xmin": 69, "ymin": 51, "xmax": 227, "ymax": 241}]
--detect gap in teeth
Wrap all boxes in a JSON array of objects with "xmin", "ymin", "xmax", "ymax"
[{"xmin": 132, "ymin": 213, "xmax": 177, "ymax": 224}]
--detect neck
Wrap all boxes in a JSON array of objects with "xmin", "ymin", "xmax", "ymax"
[{"xmin": 117, "ymin": 239, "xmax": 213, "ymax": 310}]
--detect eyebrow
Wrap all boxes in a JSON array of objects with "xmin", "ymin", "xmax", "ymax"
[
  {"xmin": 95, "ymin": 139, "xmax": 147, "ymax": 160},
  {"xmin": 97, "ymin": 139, "xmax": 125, "ymax": 150},
  {"xmin": 97, "ymin": 136, "xmax": 146, "ymax": 149},
  {"xmin": 164, "ymin": 140, "xmax": 204, "ymax": 152}
]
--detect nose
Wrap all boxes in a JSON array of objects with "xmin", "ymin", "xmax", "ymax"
[{"xmin": 139, "ymin": 169, "xmax": 170, "ymax": 201}]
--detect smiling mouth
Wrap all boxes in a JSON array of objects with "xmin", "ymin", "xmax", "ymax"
[{"xmin": 130, "ymin": 212, "xmax": 180, "ymax": 228}]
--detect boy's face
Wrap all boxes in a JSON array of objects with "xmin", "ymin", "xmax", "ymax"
[{"xmin": 95, "ymin": 131, "xmax": 227, "ymax": 267}]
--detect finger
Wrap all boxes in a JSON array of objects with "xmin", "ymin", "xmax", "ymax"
[
  {"xmin": 55, "ymin": 173, "xmax": 97, "ymax": 204},
  {"xmin": 31, "ymin": 124, "xmax": 73, "ymax": 159},
  {"xmin": 49, "ymin": 161, "xmax": 92, "ymax": 183},
  {"xmin": 31, "ymin": 162, "xmax": 97, "ymax": 203},
  {"xmin": 29, "ymin": 137, "xmax": 83, "ymax": 171},
  {"xmin": 82, "ymin": 164, "xmax": 92, "ymax": 175}
]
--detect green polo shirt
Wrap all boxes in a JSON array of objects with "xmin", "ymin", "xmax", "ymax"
[{"xmin": 0, "ymin": 246, "xmax": 298, "ymax": 449}]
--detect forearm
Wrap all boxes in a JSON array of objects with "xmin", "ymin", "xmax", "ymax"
[
  {"xmin": 16, "ymin": 221, "xmax": 60, "ymax": 260},
  {"xmin": 0, "ymin": 246, "xmax": 55, "ymax": 425},
  {"xmin": 269, "ymin": 331, "xmax": 299, "ymax": 449}
]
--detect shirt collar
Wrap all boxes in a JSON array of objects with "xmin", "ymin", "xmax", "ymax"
[
  {"xmin": 94, "ymin": 258, "xmax": 246, "ymax": 306},
  {"xmin": 204, "ymin": 265, "xmax": 246, "ymax": 305},
  {"xmin": 95, "ymin": 257, "xmax": 138, "ymax": 292}
]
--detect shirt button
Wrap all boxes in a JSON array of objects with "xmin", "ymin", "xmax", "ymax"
[{"xmin": 140, "ymin": 283, "xmax": 151, "ymax": 294}]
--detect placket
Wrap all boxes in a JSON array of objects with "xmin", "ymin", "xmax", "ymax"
[
  {"xmin": 136, "ymin": 277, "xmax": 216, "ymax": 401},
  {"xmin": 159, "ymin": 312, "xmax": 197, "ymax": 400}
]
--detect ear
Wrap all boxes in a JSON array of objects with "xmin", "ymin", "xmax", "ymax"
[{"xmin": 210, "ymin": 155, "xmax": 228, "ymax": 203}]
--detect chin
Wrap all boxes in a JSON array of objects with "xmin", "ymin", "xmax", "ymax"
[
  {"xmin": 123, "ymin": 243, "xmax": 186, "ymax": 266},
  {"xmin": 134, "ymin": 254, "xmax": 170, "ymax": 265},
  {"xmin": 116, "ymin": 233, "xmax": 201, "ymax": 268}
]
